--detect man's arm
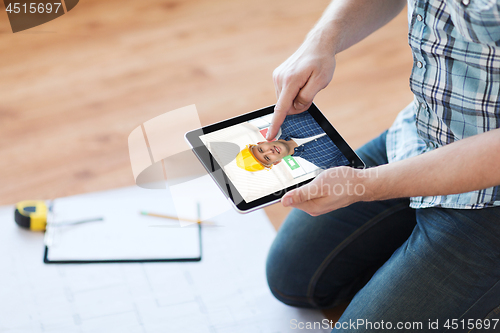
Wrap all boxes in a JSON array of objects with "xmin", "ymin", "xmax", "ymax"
[
  {"xmin": 267, "ymin": 0, "xmax": 407, "ymax": 140},
  {"xmin": 283, "ymin": 128, "xmax": 500, "ymax": 215}
]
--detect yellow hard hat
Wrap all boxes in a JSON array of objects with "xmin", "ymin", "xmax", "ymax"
[{"xmin": 236, "ymin": 145, "xmax": 271, "ymax": 172}]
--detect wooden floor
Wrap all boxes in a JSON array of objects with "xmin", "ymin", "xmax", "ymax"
[{"xmin": 0, "ymin": 0, "xmax": 413, "ymax": 323}]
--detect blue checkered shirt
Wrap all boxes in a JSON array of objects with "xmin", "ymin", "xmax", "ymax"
[
  {"xmin": 386, "ymin": 0, "xmax": 500, "ymax": 209},
  {"xmin": 278, "ymin": 112, "xmax": 349, "ymax": 170}
]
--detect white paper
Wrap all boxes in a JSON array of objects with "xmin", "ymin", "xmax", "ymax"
[
  {"xmin": 45, "ymin": 186, "xmax": 200, "ymax": 261},
  {"xmin": 167, "ymin": 174, "xmax": 233, "ymax": 226}
]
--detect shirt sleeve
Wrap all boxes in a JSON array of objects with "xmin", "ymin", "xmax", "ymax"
[{"xmin": 446, "ymin": 0, "xmax": 500, "ymax": 45}]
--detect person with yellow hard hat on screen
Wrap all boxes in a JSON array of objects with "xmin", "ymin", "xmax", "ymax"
[{"xmin": 236, "ymin": 112, "xmax": 349, "ymax": 172}]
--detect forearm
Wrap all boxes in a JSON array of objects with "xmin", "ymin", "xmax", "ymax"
[
  {"xmin": 364, "ymin": 128, "xmax": 500, "ymax": 201},
  {"xmin": 306, "ymin": 0, "xmax": 407, "ymax": 55}
]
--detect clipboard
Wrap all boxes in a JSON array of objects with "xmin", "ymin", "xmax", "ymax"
[{"xmin": 43, "ymin": 186, "xmax": 202, "ymax": 264}]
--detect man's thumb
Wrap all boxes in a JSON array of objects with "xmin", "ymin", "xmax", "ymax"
[{"xmin": 282, "ymin": 188, "xmax": 307, "ymax": 207}]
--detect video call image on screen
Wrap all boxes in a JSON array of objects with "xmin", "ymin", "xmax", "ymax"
[{"xmin": 199, "ymin": 112, "xmax": 349, "ymax": 203}]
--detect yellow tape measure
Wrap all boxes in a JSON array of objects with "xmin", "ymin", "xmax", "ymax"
[{"xmin": 14, "ymin": 200, "xmax": 48, "ymax": 231}]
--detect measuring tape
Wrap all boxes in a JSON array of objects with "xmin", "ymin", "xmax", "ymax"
[{"xmin": 14, "ymin": 200, "xmax": 48, "ymax": 231}]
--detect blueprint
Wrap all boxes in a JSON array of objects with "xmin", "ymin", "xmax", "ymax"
[{"xmin": 0, "ymin": 186, "xmax": 328, "ymax": 333}]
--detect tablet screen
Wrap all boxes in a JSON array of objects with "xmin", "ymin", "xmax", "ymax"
[{"xmin": 198, "ymin": 110, "xmax": 351, "ymax": 204}]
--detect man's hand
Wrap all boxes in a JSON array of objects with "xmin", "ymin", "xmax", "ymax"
[
  {"xmin": 281, "ymin": 166, "xmax": 369, "ymax": 215},
  {"xmin": 267, "ymin": 41, "xmax": 337, "ymax": 140},
  {"xmin": 282, "ymin": 128, "xmax": 500, "ymax": 216},
  {"xmin": 266, "ymin": 0, "xmax": 407, "ymax": 141}
]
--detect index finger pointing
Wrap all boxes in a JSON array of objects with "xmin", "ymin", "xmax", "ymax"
[
  {"xmin": 267, "ymin": 108, "xmax": 287, "ymax": 141},
  {"xmin": 267, "ymin": 85, "xmax": 299, "ymax": 140}
]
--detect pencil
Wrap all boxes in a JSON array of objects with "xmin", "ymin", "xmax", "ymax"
[{"xmin": 140, "ymin": 211, "xmax": 215, "ymax": 225}]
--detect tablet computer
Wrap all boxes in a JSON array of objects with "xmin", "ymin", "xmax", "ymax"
[{"xmin": 185, "ymin": 103, "xmax": 365, "ymax": 213}]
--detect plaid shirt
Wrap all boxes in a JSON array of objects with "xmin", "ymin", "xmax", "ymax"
[
  {"xmin": 386, "ymin": 0, "xmax": 500, "ymax": 209},
  {"xmin": 278, "ymin": 112, "xmax": 349, "ymax": 170}
]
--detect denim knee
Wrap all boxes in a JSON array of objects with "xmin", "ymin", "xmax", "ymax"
[
  {"xmin": 265, "ymin": 207, "xmax": 350, "ymax": 309},
  {"xmin": 266, "ymin": 237, "xmax": 314, "ymax": 308}
]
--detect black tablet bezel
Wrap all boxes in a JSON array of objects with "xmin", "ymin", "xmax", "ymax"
[{"xmin": 185, "ymin": 103, "xmax": 365, "ymax": 213}]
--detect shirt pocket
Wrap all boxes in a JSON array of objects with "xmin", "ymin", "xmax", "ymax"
[{"xmin": 447, "ymin": 0, "xmax": 500, "ymax": 46}]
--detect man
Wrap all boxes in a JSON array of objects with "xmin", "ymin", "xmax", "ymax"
[
  {"xmin": 236, "ymin": 112, "xmax": 349, "ymax": 172},
  {"xmin": 265, "ymin": 0, "xmax": 500, "ymax": 331}
]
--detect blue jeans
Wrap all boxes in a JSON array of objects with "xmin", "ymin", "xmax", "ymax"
[{"xmin": 266, "ymin": 131, "xmax": 500, "ymax": 332}]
